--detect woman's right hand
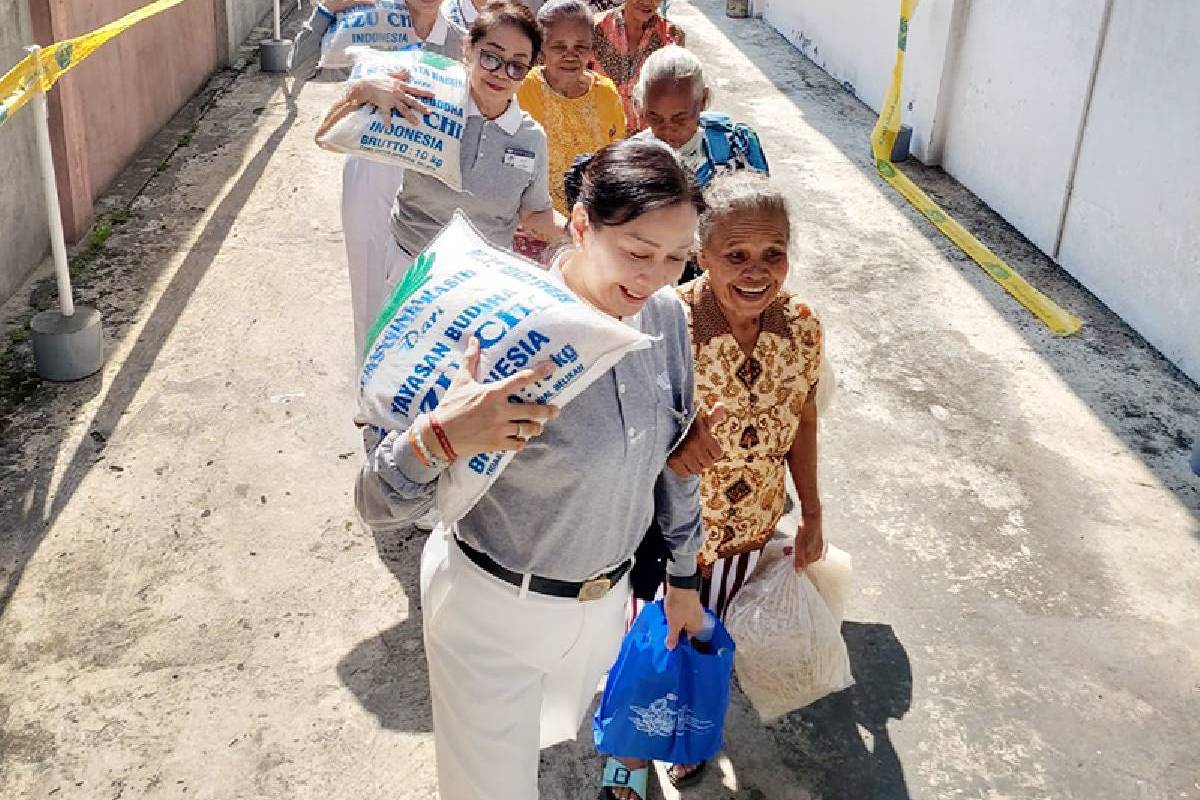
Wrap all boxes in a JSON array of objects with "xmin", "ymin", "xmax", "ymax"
[
  {"xmin": 667, "ymin": 403, "xmax": 727, "ymax": 476},
  {"xmin": 346, "ymin": 68, "xmax": 434, "ymax": 125},
  {"xmin": 429, "ymin": 337, "xmax": 561, "ymax": 460}
]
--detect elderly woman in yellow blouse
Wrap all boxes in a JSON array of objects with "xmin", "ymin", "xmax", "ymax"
[{"xmin": 512, "ymin": 0, "xmax": 625, "ymax": 260}]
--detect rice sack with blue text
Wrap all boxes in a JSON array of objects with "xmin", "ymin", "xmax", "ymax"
[
  {"xmin": 358, "ymin": 213, "xmax": 652, "ymax": 523},
  {"xmin": 316, "ymin": 48, "xmax": 468, "ymax": 191},
  {"xmin": 319, "ymin": 0, "xmax": 419, "ymax": 69}
]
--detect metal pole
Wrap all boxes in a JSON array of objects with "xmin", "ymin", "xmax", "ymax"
[
  {"xmin": 26, "ymin": 45, "xmax": 74, "ymax": 318},
  {"xmin": 274, "ymin": 0, "xmax": 282, "ymax": 41}
]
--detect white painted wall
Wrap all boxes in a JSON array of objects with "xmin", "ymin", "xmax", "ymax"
[
  {"xmin": 763, "ymin": 0, "xmax": 1200, "ymax": 382},
  {"xmin": 1057, "ymin": 0, "xmax": 1200, "ymax": 381},
  {"xmin": 756, "ymin": 0, "xmax": 959, "ymax": 163},
  {"xmin": 0, "ymin": 0, "xmax": 50, "ymax": 306},
  {"xmin": 937, "ymin": 0, "xmax": 1106, "ymax": 253}
]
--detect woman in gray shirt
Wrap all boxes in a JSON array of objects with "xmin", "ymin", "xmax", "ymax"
[
  {"xmin": 343, "ymin": 2, "xmax": 566, "ymax": 278},
  {"xmin": 355, "ymin": 140, "xmax": 708, "ymax": 799}
]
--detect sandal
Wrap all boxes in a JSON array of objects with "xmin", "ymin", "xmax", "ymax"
[
  {"xmin": 667, "ymin": 760, "xmax": 709, "ymax": 790},
  {"xmin": 599, "ymin": 757, "xmax": 649, "ymax": 800}
]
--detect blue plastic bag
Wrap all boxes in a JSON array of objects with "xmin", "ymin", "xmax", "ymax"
[{"xmin": 593, "ymin": 601, "xmax": 736, "ymax": 764}]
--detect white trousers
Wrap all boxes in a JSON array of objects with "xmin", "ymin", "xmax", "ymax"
[
  {"xmin": 341, "ymin": 156, "xmax": 406, "ymax": 358},
  {"xmin": 420, "ymin": 530, "xmax": 630, "ymax": 800}
]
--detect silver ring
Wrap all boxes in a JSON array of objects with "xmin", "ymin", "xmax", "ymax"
[{"xmin": 516, "ymin": 422, "xmax": 524, "ymax": 440}]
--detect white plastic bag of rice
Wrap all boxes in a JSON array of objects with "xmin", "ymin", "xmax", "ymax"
[
  {"xmin": 724, "ymin": 539, "xmax": 854, "ymax": 721},
  {"xmin": 316, "ymin": 48, "xmax": 468, "ymax": 191},
  {"xmin": 320, "ymin": 1, "xmax": 419, "ymax": 69},
  {"xmin": 358, "ymin": 212, "xmax": 653, "ymax": 524}
]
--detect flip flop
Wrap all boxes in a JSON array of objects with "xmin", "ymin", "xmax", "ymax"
[
  {"xmin": 667, "ymin": 760, "xmax": 709, "ymax": 790},
  {"xmin": 599, "ymin": 757, "xmax": 650, "ymax": 800}
]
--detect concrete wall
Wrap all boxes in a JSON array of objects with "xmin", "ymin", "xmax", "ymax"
[
  {"xmin": 757, "ymin": 0, "xmax": 962, "ymax": 164},
  {"xmin": 0, "ymin": 0, "xmax": 50, "ymax": 304},
  {"xmin": 217, "ymin": 0, "xmax": 273, "ymax": 66},
  {"xmin": 0, "ymin": 0, "xmax": 274, "ymax": 308},
  {"xmin": 763, "ymin": 0, "xmax": 1200, "ymax": 383},
  {"xmin": 937, "ymin": 0, "xmax": 1106, "ymax": 254},
  {"xmin": 30, "ymin": 0, "xmax": 220, "ymax": 240},
  {"xmin": 1056, "ymin": 0, "xmax": 1200, "ymax": 381}
]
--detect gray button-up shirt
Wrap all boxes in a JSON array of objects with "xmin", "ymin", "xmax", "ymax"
[
  {"xmin": 355, "ymin": 284, "xmax": 703, "ymax": 582},
  {"xmin": 288, "ymin": 4, "xmax": 466, "ymax": 81},
  {"xmin": 388, "ymin": 97, "xmax": 553, "ymax": 256}
]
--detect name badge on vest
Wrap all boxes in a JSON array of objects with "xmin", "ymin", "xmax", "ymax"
[{"xmin": 503, "ymin": 146, "xmax": 536, "ymax": 173}]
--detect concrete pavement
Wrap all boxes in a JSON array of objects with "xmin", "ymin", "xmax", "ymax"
[{"xmin": 1, "ymin": 2, "xmax": 1197, "ymax": 798}]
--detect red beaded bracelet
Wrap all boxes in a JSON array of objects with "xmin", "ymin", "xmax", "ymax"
[{"xmin": 428, "ymin": 412, "xmax": 457, "ymax": 462}]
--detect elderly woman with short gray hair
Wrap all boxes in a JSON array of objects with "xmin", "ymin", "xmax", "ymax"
[{"xmin": 632, "ymin": 45, "xmax": 769, "ymax": 188}]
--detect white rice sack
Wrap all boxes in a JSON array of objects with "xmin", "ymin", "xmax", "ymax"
[
  {"xmin": 724, "ymin": 540, "xmax": 854, "ymax": 721},
  {"xmin": 359, "ymin": 212, "xmax": 653, "ymax": 524},
  {"xmin": 320, "ymin": 1, "xmax": 419, "ymax": 69},
  {"xmin": 316, "ymin": 48, "xmax": 467, "ymax": 191}
]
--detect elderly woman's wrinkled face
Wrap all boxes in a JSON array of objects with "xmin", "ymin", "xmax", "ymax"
[
  {"xmin": 642, "ymin": 78, "xmax": 704, "ymax": 151},
  {"xmin": 699, "ymin": 210, "xmax": 791, "ymax": 323},
  {"xmin": 542, "ymin": 19, "xmax": 592, "ymax": 78}
]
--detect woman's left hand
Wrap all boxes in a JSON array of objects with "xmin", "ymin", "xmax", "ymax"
[
  {"xmin": 663, "ymin": 584, "xmax": 706, "ymax": 650},
  {"xmin": 345, "ymin": 68, "xmax": 433, "ymax": 125},
  {"xmin": 793, "ymin": 515, "xmax": 825, "ymax": 571}
]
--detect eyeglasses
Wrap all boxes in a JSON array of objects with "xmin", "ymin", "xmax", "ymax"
[{"xmin": 477, "ymin": 49, "xmax": 531, "ymax": 81}]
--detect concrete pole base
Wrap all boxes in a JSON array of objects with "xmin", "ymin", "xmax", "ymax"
[
  {"xmin": 30, "ymin": 306, "xmax": 104, "ymax": 382},
  {"xmin": 891, "ymin": 124, "xmax": 913, "ymax": 162},
  {"xmin": 870, "ymin": 124, "xmax": 914, "ymax": 164},
  {"xmin": 260, "ymin": 39, "xmax": 292, "ymax": 73}
]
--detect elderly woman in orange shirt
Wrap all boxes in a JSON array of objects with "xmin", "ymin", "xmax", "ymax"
[{"xmin": 592, "ymin": 0, "xmax": 684, "ymax": 131}]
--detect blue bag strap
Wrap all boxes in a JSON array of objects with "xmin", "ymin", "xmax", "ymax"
[
  {"xmin": 602, "ymin": 758, "xmax": 649, "ymax": 799},
  {"xmin": 699, "ymin": 112, "xmax": 770, "ymax": 183},
  {"xmin": 700, "ymin": 112, "xmax": 734, "ymax": 167},
  {"xmin": 731, "ymin": 122, "xmax": 770, "ymax": 175}
]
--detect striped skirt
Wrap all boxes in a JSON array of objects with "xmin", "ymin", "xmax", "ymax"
[{"xmin": 626, "ymin": 548, "xmax": 763, "ymax": 628}]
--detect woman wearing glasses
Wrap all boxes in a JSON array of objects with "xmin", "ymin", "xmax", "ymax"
[{"xmin": 338, "ymin": 0, "xmax": 566, "ymax": 285}]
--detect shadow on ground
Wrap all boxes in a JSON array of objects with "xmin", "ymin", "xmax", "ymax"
[
  {"xmin": 685, "ymin": 0, "xmax": 1199, "ymax": 525},
  {"xmin": 336, "ymin": 523, "xmax": 434, "ymax": 732},
  {"xmin": 0, "ymin": 26, "xmax": 303, "ymax": 621},
  {"xmin": 771, "ymin": 622, "xmax": 913, "ymax": 800}
]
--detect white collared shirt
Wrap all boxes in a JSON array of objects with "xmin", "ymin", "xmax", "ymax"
[{"xmin": 465, "ymin": 95, "xmax": 524, "ymax": 136}]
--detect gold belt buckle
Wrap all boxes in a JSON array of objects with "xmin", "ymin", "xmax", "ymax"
[{"xmin": 577, "ymin": 576, "xmax": 612, "ymax": 602}]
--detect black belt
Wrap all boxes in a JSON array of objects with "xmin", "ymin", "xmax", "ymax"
[{"xmin": 454, "ymin": 537, "xmax": 631, "ymax": 602}]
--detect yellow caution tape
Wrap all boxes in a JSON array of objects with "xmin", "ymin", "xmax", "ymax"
[
  {"xmin": 871, "ymin": 0, "xmax": 1082, "ymax": 336},
  {"xmin": 0, "ymin": 0, "xmax": 191, "ymax": 130}
]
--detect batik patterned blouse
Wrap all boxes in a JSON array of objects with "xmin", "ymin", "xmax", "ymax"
[
  {"xmin": 592, "ymin": 7, "xmax": 684, "ymax": 131},
  {"xmin": 678, "ymin": 275, "xmax": 823, "ymax": 572}
]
